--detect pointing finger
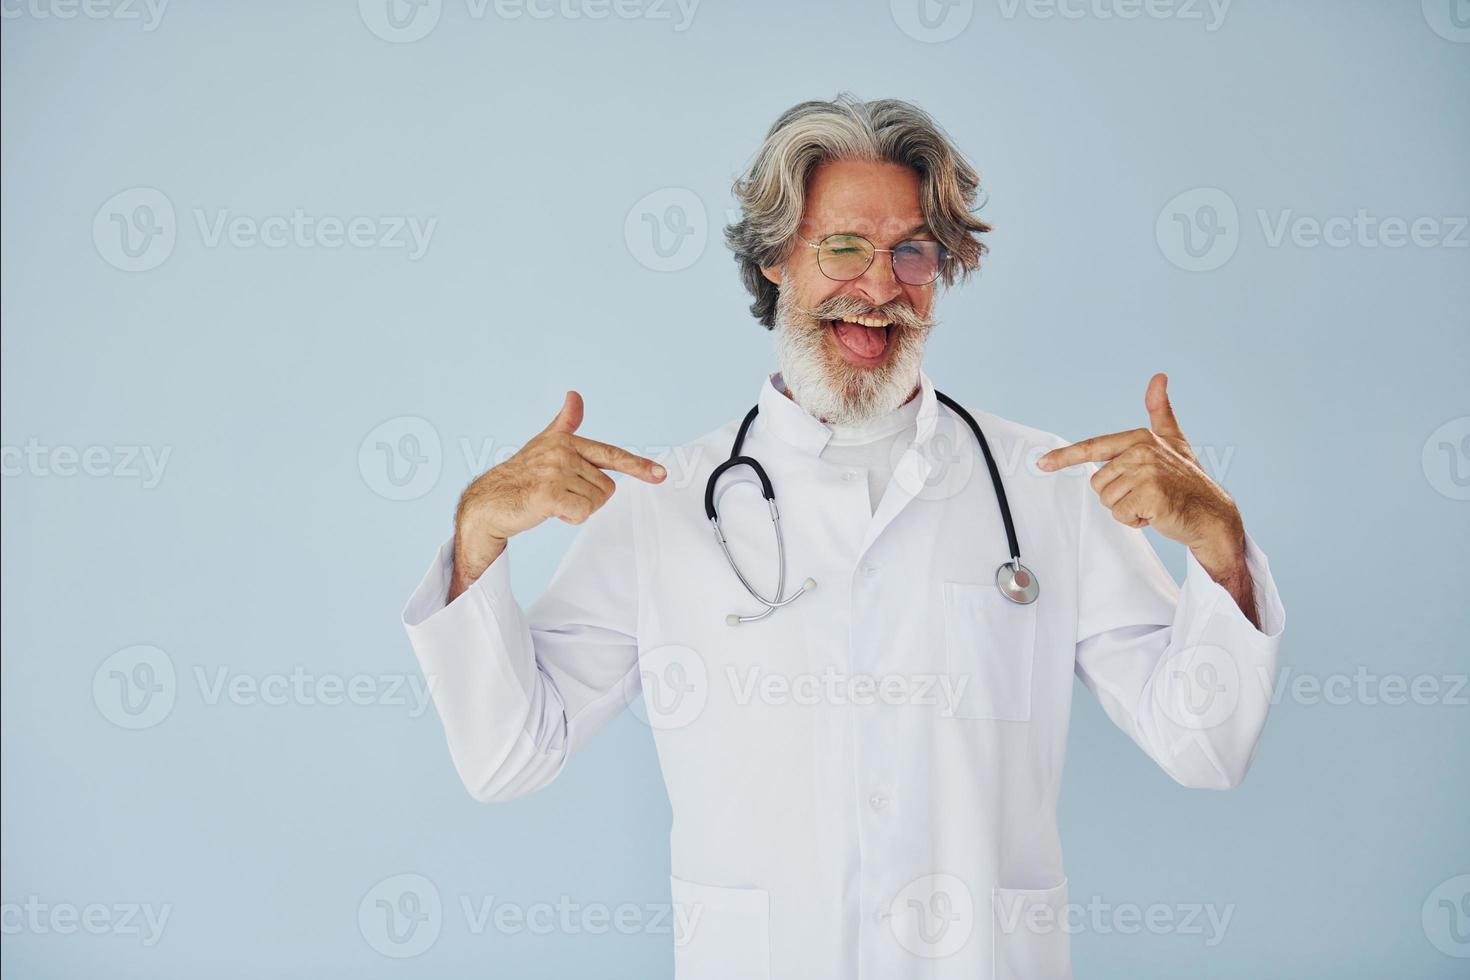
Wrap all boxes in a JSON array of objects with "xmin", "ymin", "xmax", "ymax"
[
  {"xmin": 572, "ymin": 436, "xmax": 667, "ymax": 483},
  {"xmin": 1037, "ymin": 428, "xmax": 1152, "ymax": 472}
]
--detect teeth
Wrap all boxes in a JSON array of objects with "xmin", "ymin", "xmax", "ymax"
[{"xmin": 842, "ymin": 315, "xmax": 892, "ymax": 328}]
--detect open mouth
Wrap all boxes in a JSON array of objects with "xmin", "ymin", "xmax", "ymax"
[{"xmin": 828, "ymin": 316, "xmax": 892, "ymax": 366}]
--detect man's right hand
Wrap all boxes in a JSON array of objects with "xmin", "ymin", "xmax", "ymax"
[{"xmin": 449, "ymin": 391, "xmax": 666, "ymax": 600}]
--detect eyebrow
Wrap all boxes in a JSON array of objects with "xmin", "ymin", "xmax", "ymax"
[{"xmin": 826, "ymin": 222, "xmax": 933, "ymax": 240}]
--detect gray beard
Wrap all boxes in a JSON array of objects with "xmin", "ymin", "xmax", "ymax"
[{"xmin": 773, "ymin": 286, "xmax": 931, "ymax": 426}]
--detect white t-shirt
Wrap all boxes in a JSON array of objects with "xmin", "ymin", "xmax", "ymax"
[{"xmin": 817, "ymin": 393, "xmax": 923, "ymax": 514}]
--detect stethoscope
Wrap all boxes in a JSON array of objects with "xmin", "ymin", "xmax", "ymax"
[{"xmin": 704, "ymin": 389, "xmax": 1039, "ymax": 625}]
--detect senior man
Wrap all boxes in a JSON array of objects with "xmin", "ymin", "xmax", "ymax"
[{"xmin": 402, "ymin": 94, "xmax": 1284, "ymax": 979}]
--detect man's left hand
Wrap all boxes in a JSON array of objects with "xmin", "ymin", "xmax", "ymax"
[{"xmin": 1037, "ymin": 373, "xmax": 1248, "ymax": 582}]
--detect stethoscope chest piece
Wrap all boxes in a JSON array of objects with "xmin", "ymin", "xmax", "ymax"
[{"xmin": 995, "ymin": 561, "xmax": 1039, "ymax": 604}]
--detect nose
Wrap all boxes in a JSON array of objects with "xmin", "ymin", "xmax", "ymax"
[{"xmin": 851, "ymin": 252, "xmax": 903, "ymax": 308}]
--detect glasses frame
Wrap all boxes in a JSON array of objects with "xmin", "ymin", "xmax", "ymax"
[{"xmin": 801, "ymin": 233, "xmax": 948, "ymax": 286}]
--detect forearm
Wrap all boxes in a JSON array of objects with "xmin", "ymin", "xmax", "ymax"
[
  {"xmin": 1210, "ymin": 557, "xmax": 1261, "ymax": 631},
  {"xmin": 402, "ymin": 539, "xmax": 565, "ymax": 802}
]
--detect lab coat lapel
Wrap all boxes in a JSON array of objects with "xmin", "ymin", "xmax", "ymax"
[{"xmin": 857, "ymin": 371, "xmax": 939, "ymax": 559}]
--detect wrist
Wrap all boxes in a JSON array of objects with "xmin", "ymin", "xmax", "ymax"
[
  {"xmin": 450, "ymin": 529, "xmax": 507, "ymax": 601},
  {"xmin": 1189, "ymin": 511, "xmax": 1246, "ymax": 581}
]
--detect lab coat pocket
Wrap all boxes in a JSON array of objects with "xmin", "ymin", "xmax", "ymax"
[
  {"xmin": 943, "ymin": 581, "xmax": 1037, "ymax": 721},
  {"xmin": 670, "ymin": 875, "xmax": 770, "ymax": 980},
  {"xmin": 992, "ymin": 877, "xmax": 1072, "ymax": 980}
]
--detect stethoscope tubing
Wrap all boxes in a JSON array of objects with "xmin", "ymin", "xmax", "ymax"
[
  {"xmin": 931, "ymin": 390, "xmax": 1022, "ymax": 567},
  {"xmin": 706, "ymin": 388, "xmax": 1030, "ymax": 622}
]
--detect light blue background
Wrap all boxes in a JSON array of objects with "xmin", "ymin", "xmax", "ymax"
[{"xmin": 2, "ymin": 0, "xmax": 1467, "ymax": 976}]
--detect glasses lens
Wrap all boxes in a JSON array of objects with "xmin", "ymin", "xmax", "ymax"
[
  {"xmin": 892, "ymin": 240, "xmax": 943, "ymax": 285},
  {"xmin": 817, "ymin": 235, "xmax": 874, "ymax": 281}
]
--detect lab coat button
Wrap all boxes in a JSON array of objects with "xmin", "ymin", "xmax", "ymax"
[
  {"xmin": 842, "ymin": 471, "xmax": 857, "ymax": 482},
  {"xmin": 869, "ymin": 793, "xmax": 889, "ymax": 810},
  {"xmin": 862, "ymin": 564, "xmax": 878, "ymax": 576}
]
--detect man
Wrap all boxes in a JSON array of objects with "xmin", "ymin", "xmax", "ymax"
[{"xmin": 402, "ymin": 94, "xmax": 1284, "ymax": 979}]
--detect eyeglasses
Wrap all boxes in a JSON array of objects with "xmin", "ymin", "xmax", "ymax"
[{"xmin": 802, "ymin": 233, "xmax": 947, "ymax": 286}]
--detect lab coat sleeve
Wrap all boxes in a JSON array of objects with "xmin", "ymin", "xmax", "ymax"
[
  {"xmin": 1071, "ymin": 467, "xmax": 1285, "ymax": 790},
  {"xmin": 401, "ymin": 480, "xmax": 641, "ymax": 802}
]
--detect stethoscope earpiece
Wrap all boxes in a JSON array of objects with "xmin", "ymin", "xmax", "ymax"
[{"xmin": 726, "ymin": 577, "xmax": 818, "ymax": 626}]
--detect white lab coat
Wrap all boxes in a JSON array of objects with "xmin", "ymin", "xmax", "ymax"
[{"xmin": 402, "ymin": 369, "xmax": 1285, "ymax": 980}]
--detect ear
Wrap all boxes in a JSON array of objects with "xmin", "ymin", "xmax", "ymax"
[{"xmin": 760, "ymin": 264, "xmax": 782, "ymax": 286}]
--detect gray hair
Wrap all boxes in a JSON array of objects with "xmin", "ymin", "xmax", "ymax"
[{"xmin": 724, "ymin": 93, "xmax": 991, "ymax": 328}]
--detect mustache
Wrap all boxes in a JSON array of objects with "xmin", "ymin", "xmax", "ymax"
[{"xmin": 800, "ymin": 294, "xmax": 932, "ymax": 332}]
